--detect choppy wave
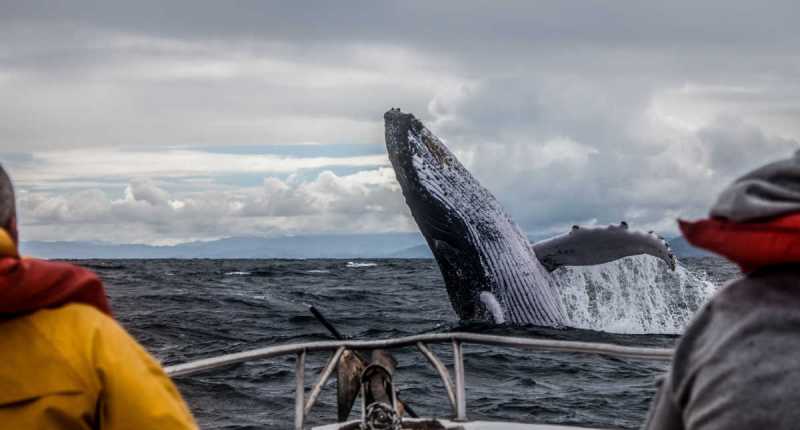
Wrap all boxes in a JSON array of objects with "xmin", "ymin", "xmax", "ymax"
[
  {"xmin": 80, "ymin": 262, "xmax": 128, "ymax": 271},
  {"xmin": 553, "ymin": 255, "xmax": 717, "ymax": 334},
  {"xmin": 345, "ymin": 261, "xmax": 377, "ymax": 268},
  {"xmin": 224, "ymin": 271, "xmax": 252, "ymax": 276},
  {"xmin": 223, "ymin": 270, "xmax": 273, "ymax": 277}
]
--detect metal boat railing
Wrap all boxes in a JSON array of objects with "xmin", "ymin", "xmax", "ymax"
[{"xmin": 165, "ymin": 332, "xmax": 673, "ymax": 430}]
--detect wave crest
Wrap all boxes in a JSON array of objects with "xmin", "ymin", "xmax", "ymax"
[{"xmin": 346, "ymin": 261, "xmax": 377, "ymax": 268}]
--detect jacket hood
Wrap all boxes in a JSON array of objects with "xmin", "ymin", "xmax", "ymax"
[
  {"xmin": 680, "ymin": 150, "xmax": 800, "ymax": 273},
  {"xmin": 0, "ymin": 228, "xmax": 111, "ymax": 317},
  {"xmin": 711, "ymin": 150, "xmax": 800, "ymax": 222}
]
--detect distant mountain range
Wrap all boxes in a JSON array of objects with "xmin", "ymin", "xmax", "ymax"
[{"xmin": 19, "ymin": 233, "xmax": 711, "ymax": 259}]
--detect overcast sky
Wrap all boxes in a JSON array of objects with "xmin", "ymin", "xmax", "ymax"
[{"xmin": 2, "ymin": 1, "xmax": 799, "ymax": 244}]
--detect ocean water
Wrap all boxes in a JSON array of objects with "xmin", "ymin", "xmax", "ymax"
[{"xmin": 83, "ymin": 257, "xmax": 739, "ymax": 429}]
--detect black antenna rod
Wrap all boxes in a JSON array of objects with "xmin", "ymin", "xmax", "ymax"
[{"xmin": 309, "ymin": 305, "xmax": 346, "ymax": 340}]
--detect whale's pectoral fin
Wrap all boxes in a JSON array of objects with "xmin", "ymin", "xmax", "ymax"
[{"xmin": 531, "ymin": 222, "xmax": 676, "ymax": 272}]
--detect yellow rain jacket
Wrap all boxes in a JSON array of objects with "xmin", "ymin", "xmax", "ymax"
[
  {"xmin": 0, "ymin": 303, "xmax": 198, "ymax": 429},
  {"xmin": 0, "ymin": 229, "xmax": 197, "ymax": 429}
]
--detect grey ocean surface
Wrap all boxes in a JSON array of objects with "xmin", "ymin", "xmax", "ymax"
[{"xmin": 86, "ymin": 257, "xmax": 738, "ymax": 429}]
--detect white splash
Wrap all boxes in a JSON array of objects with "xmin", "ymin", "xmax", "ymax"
[
  {"xmin": 551, "ymin": 255, "xmax": 717, "ymax": 334},
  {"xmin": 224, "ymin": 271, "xmax": 252, "ymax": 276}
]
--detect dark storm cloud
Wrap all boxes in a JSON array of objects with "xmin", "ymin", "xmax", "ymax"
[
  {"xmin": 3, "ymin": 1, "xmax": 800, "ymax": 242},
  {"xmin": 5, "ymin": 1, "xmax": 799, "ymax": 52}
]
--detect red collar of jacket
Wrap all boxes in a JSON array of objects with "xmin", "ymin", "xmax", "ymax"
[
  {"xmin": 0, "ymin": 229, "xmax": 111, "ymax": 317},
  {"xmin": 679, "ymin": 213, "xmax": 800, "ymax": 274}
]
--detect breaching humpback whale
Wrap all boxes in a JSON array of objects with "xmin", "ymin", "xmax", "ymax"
[{"xmin": 384, "ymin": 108, "xmax": 677, "ymax": 327}]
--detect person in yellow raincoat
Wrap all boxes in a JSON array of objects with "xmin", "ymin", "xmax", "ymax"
[{"xmin": 0, "ymin": 165, "xmax": 198, "ymax": 429}]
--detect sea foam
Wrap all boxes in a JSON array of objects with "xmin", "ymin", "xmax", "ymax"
[{"xmin": 346, "ymin": 261, "xmax": 378, "ymax": 268}]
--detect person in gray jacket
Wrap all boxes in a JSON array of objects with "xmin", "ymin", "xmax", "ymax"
[{"xmin": 644, "ymin": 150, "xmax": 800, "ymax": 429}]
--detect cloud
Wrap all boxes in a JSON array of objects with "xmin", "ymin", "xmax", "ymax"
[
  {"xmin": 3, "ymin": 1, "xmax": 800, "ymax": 243},
  {"xmin": 699, "ymin": 117, "xmax": 799, "ymax": 177},
  {"xmin": 241, "ymin": 169, "xmax": 403, "ymax": 217},
  {"xmin": 424, "ymin": 75, "xmax": 799, "ymax": 236},
  {"xmin": 0, "ymin": 30, "xmax": 463, "ymax": 151},
  {"xmin": 8, "ymin": 148, "xmax": 388, "ymax": 187},
  {"xmin": 17, "ymin": 168, "xmax": 413, "ymax": 244},
  {"xmin": 20, "ymin": 189, "xmax": 112, "ymax": 224}
]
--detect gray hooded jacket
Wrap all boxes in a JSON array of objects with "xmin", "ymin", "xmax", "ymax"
[
  {"xmin": 644, "ymin": 149, "xmax": 800, "ymax": 428},
  {"xmin": 643, "ymin": 265, "xmax": 800, "ymax": 429}
]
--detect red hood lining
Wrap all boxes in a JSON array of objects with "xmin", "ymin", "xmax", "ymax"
[
  {"xmin": 679, "ymin": 213, "xmax": 800, "ymax": 273},
  {"xmin": 0, "ymin": 257, "xmax": 111, "ymax": 317}
]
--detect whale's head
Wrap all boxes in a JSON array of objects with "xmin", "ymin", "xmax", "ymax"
[
  {"xmin": 384, "ymin": 108, "xmax": 544, "ymax": 322},
  {"xmin": 384, "ymin": 109, "xmax": 472, "ymax": 206},
  {"xmin": 384, "ymin": 109, "xmax": 485, "ymax": 319}
]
